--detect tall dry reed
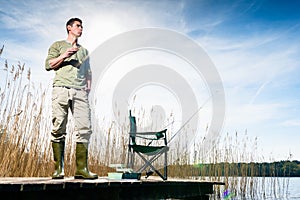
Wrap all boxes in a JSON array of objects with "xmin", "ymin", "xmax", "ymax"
[
  {"xmin": 0, "ymin": 59, "xmax": 52, "ymax": 176},
  {"xmin": 0, "ymin": 51, "xmax": 291, "ymax": 199}
]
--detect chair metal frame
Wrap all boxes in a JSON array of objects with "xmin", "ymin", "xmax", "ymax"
[{"xmin": 127, "ymin": 110, "xmax": 168, "ymax": 180}]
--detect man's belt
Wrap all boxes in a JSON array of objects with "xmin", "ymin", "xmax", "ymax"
[{"xmin": 53, "ymin": 86, "xmax": 83, "ymax": 91}]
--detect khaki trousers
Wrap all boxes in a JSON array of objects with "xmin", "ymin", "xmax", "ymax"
[{"xmin": 51, "ymin": 87, "xmax": 92, "ymax": 143}]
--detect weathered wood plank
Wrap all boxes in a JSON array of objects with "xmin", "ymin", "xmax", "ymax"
[{"xmin": 0, "ymin": 177, "xmax": 224, "ymax": 200}]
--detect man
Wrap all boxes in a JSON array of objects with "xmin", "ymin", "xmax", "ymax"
[{"xmin": 45, "ymin": 17, "xmax": 97, "ymax": 179}]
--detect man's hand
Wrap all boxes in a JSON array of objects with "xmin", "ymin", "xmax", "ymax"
[
  {"xmin": 49, "ymin": 47, "xmax": 78, "ymax": 69},
  {"xmin": 86, "ymin": 79, "xmax": 91, "ymax": 94},
  {"xmin": 85, "ymin": 87, "xmax": 91, "ymax": 94},
  {"xmin": 62, "ymin": 47, "xmax": 78, "ymax": 59}
]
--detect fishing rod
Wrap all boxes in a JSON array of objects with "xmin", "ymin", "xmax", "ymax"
[{"xmin": 168, "ymin": 95, "xmax": 212, "ymax": 144}]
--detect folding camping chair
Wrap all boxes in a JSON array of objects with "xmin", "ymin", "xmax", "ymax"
[{"xmin": 127, "ymin": 110, "xmax": 168, "ymax": 180}]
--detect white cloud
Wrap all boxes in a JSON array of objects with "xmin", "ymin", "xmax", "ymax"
[
  {"xmin": 1, "ymin": 0, "xmax": 188, "ymax": 85},
  {"xmin": 281, "ymin": 120, "xmax": 300, "ymax": 127},
  {"xmin": 1, "ymin": 0, "xmax": 300, "ymax": 160},
  {"xmin": 225, "ymin": 103, "xmax": 283, "ymax": 126},
  {"xmin": 200, "ymin": 34, "xmax": 299, "ymax": 87}
]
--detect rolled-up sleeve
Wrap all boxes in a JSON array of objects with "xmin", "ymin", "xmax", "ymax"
[{"xmin": 45, "ymin": 42, "xmax": 60, "ymax": 71}]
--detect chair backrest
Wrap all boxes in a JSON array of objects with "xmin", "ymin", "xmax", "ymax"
[
  {"xmin": 128, "ymin": 110, "xmax": 167, "ymax": 146},
  {"xmin": 127, "ymin": 110, "xmax": 168, "ymax": 180},
  {"xmin": 129, "ymin": 110, "xmax": 137, "ymax": 145}
]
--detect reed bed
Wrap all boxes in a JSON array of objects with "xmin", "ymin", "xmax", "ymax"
[
  {"xmin": 0, "ymin": 59, "xmax": 52, "ymax": 177},
  {"xmin": 0, "ymin": 53, "xmax": 292, "ymax": 199}
]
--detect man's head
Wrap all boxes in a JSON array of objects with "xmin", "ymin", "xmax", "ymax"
[{"xmin": 66, "ymin": 18, "xmax": 83, "ymax": 38}]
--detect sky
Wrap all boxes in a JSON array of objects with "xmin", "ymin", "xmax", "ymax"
[{"xmin": 0, "ymin": 0, "xmax": 300, "ymax": 162}]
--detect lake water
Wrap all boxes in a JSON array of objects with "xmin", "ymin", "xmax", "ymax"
[
  {"xmin": 285, "ymin": 178, "xmax": 300, "ymax": 200},
  {"xmin": 209, "ymin": 177, "xmax": 300, "ymax": 200}
]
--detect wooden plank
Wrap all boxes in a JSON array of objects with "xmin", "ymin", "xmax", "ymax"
[{"xmin": 0, "ymin": 177, "xmax": 224, "ymax": 200}]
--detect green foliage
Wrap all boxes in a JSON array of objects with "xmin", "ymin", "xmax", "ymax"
[{"xmin": 193, "ymin": 160, "xmax": 300, "ymax": 177}]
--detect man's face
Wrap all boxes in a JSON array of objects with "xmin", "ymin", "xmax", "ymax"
[{"xmin": 68, "ymin": 21, "xmax": 83, "ymax": 37}]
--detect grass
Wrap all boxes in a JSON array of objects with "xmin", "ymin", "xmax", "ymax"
[{"xmin": 0, "ymin": 53, "xmax": 292, "ymax": 199}]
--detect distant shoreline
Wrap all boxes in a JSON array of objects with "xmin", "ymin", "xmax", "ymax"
[{"xmin": 189, "ymin": 160, "xmax": 300, "ymax": 177}]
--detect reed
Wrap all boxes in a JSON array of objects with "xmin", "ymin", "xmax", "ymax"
[
  {"xmin": 0, "ymin": 59, "xmax": 52, "ymax": 177},
  {"xmin": 0, "ymin": 53, "xmax": 292, "ymax": 199}
]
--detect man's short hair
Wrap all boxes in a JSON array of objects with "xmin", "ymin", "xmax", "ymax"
[{"xmin": 66, "ymin": 18, "xmax": 82, "ymax": 33}]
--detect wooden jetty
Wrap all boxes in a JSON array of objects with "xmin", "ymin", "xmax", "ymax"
[{"xmin": 0, "ymin": 177, "xmax": 224, "ymax": 200}]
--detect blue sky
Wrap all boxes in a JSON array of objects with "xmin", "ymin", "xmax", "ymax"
[{"xmin": 1, "ymin": 0, "xmax": 300, "ymax": 161}]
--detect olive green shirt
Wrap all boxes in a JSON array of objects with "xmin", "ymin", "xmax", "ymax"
[{"xmin": 45, "ymin": 40, "xmax": 91, "ymax": 89}]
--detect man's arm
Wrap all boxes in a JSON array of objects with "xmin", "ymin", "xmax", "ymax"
[
  {"xmin": 45, "ymin": 42, "xmax": 78, "ymax": 71},
  {"xmin": 84, "ymin": 52, "xmax": 92, "ymax": 92},
  {"xmin": 48, "ymin": 48, "xmax": 78, "ymax": 70},
  {"xmin": 86, "ymin": 67, "xmax": 92, "ymax": 92},
  {"xmin": 48, "ymin": 54, "xmax": 67, "ymax": 70}
]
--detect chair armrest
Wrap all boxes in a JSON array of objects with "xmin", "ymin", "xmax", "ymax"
[{"xmin": 129, "ymin": 129, "xmax": 167, "ymax": 136}]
